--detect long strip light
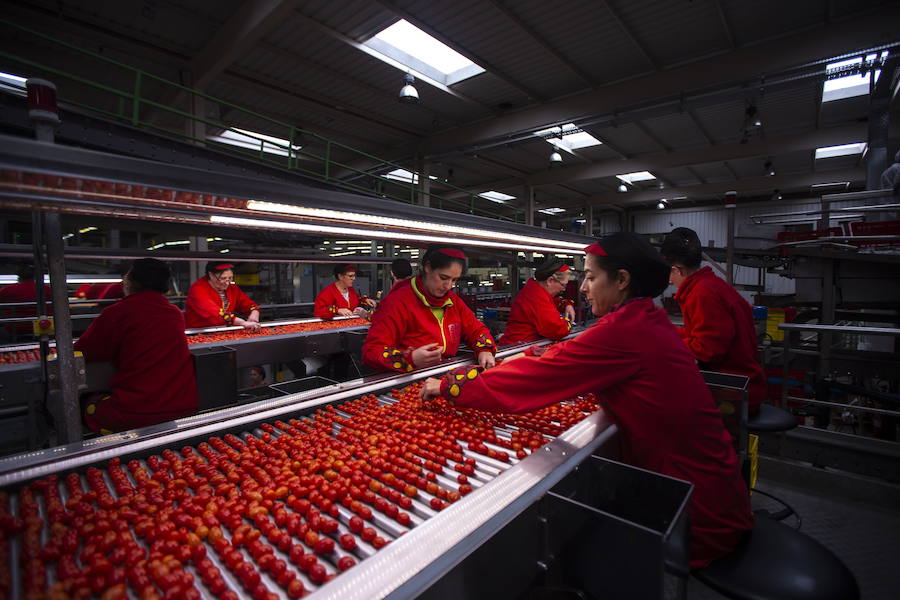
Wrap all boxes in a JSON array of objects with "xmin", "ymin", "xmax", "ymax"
[
  {"xmin": 0, "ymin": 276, "xmax": 122, "ymax": 285},
  {"xmin": 210, "ymin": 215, "xmax": 581, "ymax": 255},
  {"xmin": 244, "ymin": 201, "xmax": 585, "ymax": 251}
]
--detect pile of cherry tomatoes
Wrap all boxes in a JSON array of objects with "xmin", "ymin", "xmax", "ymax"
[
  {"xmin": 0, "ymin": 381, "xmax": 599, "ymax": 599},
  {"xmin": 186, "ymin": 319, "xmax": 367, "ymax": 345},
  {"xmin": 0, "ymin": 348, "xmax": 56, "ymax": 364}
]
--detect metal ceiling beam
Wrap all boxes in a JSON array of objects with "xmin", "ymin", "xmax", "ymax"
[
  {"xmin": 477, "ymin": 122, "xmax": 870, "ymax": 188},
  {"xmin": 598, "ymin": 0, "xmax": 658, "ymax": 71},
  {"xmin": 291, "ymin": 10, "xmax": 491, "ymax": 111},
  {"xmin": 723, "ymin": 161, "xmax": 740, "ymax": 181},
  {"xmin": 714, "ymin": 0, "xmax": 736, "ymax": 50},
  {"xmin": 685, "ymin": 166, "xmax": 708, "ymax": 185},
  {"xmin": 190, "ymin": 0, "xmax": 301, "ymax": 90},
  {"xmin": 582, "ymin": 167, "xmax": 866, "ymax": 208},
  {"xmin": 415, "ymin": 7, "xmax": 900, "ymax": 155},
  {"xmin": 372, "ymin": 0, "xmax": 546, "ymax": 102},
  {"xmin": 686, "ymin": 109, "xmax": 716, "ymax": 145},
  {"xmin": 220, "ymin": 68, "xmax": 424, "ymax": 138},
  {"xmin": 486, "ymin": 0, "xmax": 595, "ymax": 88}
]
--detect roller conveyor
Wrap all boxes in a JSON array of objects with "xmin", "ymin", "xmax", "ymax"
[{"xmin": 0, "ymin": 342, "xmax": 618, "ymax": 599}]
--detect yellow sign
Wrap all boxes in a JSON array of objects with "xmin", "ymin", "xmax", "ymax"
[
  {"xmin": 32, "ymin": 316, "xmax": 54, "ymax": 336},
  {"xmin": 234, "ymin": 273, "xmax": 260, "ymax": 286}
]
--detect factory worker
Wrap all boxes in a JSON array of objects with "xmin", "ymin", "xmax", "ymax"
[
  {"xmin": 498, "ymin": 258, "xmax": 575, "ymax": 345},
  {"xmin": 661, "ymin": 227, "xmax": 767, "ymax": 415},
  {"xmin": 184, "ymin": 261, "xmax": 260, "ymax": 330},
  {"xmin": 420, "ymin": 232, "xmax": 753, "ymax": 569},
  {"xmin": 75, "ymin": 258, "xmax": 198, "ymax": 433},
  {"xmin": 0, "ymin": 265, "xmax": 52, "ymax": 337},
  {"xmin": 314, "ymin": 264, "xmax": 377, "ymax": 319},
  {"xmin": 363, "ymin": 244, "xmax": 497, "ymax": 373}
]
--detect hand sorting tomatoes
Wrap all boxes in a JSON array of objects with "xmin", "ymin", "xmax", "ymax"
[{"xmin": 0, "ymin": 381, "xmax": 600, "ymax": 598}]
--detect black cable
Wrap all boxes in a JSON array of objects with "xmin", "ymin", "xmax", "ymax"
[{"xmin": 751, "ymin": 487, "xmax": 802, "ymax": 530}]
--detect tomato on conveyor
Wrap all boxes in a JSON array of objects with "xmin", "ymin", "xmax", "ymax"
[{"xmin": 1, "ymin": 381, "xmax": 600, "ymax": 598}]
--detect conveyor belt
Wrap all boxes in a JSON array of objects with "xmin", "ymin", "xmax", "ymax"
[{"xmin": 0, "ymin": 341, "xmax": 615, "ymax": 599}]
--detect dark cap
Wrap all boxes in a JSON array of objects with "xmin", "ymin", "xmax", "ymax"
[{"xmin": 585, "ymin": 232, "xmax": 670, "ymax": 298}]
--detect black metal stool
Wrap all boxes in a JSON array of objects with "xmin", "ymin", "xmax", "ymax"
[
  {"xmin": 747, "ymin": 403, "xmax": 799, "ymax": 524},
  {"xmin": 693, "ymin": 515, "xmax": 860, "ymax": 600}
]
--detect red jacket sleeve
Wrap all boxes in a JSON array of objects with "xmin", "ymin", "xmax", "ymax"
[
  {"xmin": 361, "ymin": 297, "xmax": 415, "ymax": 372},
  {"xmin": 230, "ymin": 285, "xmax": 258, "ymax": 317},
  {"xmin": 74, "ymin": 308, "xmax": 120, "ymax": 362},
  {"xmin": 314, "ymin": 285, "xmax": 339, "ymax": 320},
  {"xmin": 458, "ymin": 302, "xmax": 497, "ymax": 355},
  {"xmin": 681, "ymin": 290, "xmax": 735, "ymax": 364},
  {"xmin": 535, "ymin": 298, "xmax": 572, "ymax": 340},
  {"xmin": 440, "ymin": 321, "xmax": 640, "ymax": 413}
]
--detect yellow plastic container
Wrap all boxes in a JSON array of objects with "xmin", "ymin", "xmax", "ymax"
[{"xmin": 766, "ymin": 308, "xmax": 786, "ymax": 341}]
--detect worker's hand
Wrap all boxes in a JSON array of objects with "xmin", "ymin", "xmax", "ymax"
[
  {"xmin": 477, "ymin": 351, "xmax": 496, "ymax": 369},
  {"xmin": 336, "ymin": 308, "xmax": 354, "ymax": 317},
  {"xmin": 564, "ymin": 304, "xmax": 576, "ymax": 321},
  {"xmin": 363, "ymin": 297, "xmax": 378, "ymax": 308},
  {"xmin": 237, "ymin": 318, "xmax": 261, "ymax": 331},
  {"xmin": 418, "ymin": 377, "xmax": 443, "ymax": 402},
  {"xmin": 411, "ymin": 343, "xmax": 442, "ymax": 368},
  {"xmin": 503, "ymin": 351, "xmax": 526, "ymax": 363},
  {"xmin": 352, "ymin": 307, "xmax": 370, "ymax": 320}
]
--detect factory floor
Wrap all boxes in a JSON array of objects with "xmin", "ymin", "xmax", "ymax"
[{"xmin": 688, "ymin": 469, "xmax": 900, "ymax": 600}]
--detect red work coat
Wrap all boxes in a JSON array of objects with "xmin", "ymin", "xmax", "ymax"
[
  {"xmin": 499, "ymin": 278, "xmax": 572, "ymax": 345},
  {"xmin": 440, "ymin": 298, "xmax": 753, "ymax": 568},
  {"xmin": 184, "ymin": 277, "xmax": 258, "ymax": 328},
  {"xmin": 86, "ymin": 282, "xmax": 124, "ymax": 300},
  {"xmin": 362, "ymin": 277, "xmax": 496, "ymax": 372},
  {"xmin": 74, "ymin": 290, "xmax": 198, "ymax": 431},
  {"xmin": 675, "ymin": 267, "xmax": 767, "ymax": 414},
  {"xmin": 314, "ymin": 283, "xmax": 362, "ymax": 320}
]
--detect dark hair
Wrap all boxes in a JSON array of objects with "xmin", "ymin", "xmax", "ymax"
[
  {"xmin": 534, "ymin": 259, "xmax": 566, "ymax": 282},
  {"xmin": 422, "ymin": 244, "xmax": 467, "ymax": 273},
  {"xmin": 390, "ymin": 258, "xmax": 412, "ymax": 279},
  {"xmin": 588, "ymin": 232, "xmax": 670, "ymax": 299},
  {"xmin": 129, "ymin": 258, "xmax": 170, "ymax": 293},
  {"xmin": 333, "ymin": 264, "xmax": 356, "ymax": 278},
  {"xmin": 250, "ymin": 366, "xmax": 265, "ymax": 378},
  {"xmin": 660, "ymin": 227, "xmax": 702, "ymax": 269},
  {"xmin": 17, "ymin": 265, "xmax": 35, "ymax": 281},
  {"xmin": 205, "ymin": 261, "xmax": 234, "ymax": 274}
]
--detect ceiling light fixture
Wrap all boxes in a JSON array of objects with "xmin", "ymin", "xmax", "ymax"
[
  {"xmin": 210, "ymin": 215, "xmax": 581, "ymax": 255},
  {"xmin": 244, "ymin": 201, "xmax": 586, "ymax": 250},
  {"xmin": 656, "ymin": 199, "xmax": 668, "ymax": 210},
  {"xmin": 549, "ymin": 151, "xmax": 563, "ymax": 164},
  {"xmin": 617, "ymin": 184, "xmax": 628, "ymax": 193},
  {"xmin": 764, "ymin": 160, "xmax": 775, "ymax": 176},
  {"xmin": 399, "ymin": 73, "xmax": 419, "ymax": 103}
]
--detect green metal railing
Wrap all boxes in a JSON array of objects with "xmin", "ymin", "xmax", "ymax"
[{"xmin": 0, "ymin": 19, "xmax": 521, "ymax": 223}]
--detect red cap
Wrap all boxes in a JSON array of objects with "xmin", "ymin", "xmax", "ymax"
[
  {"xmin": 341, "ymin": 264, "xmax": 356, "ymax": 273},
  {"xmin": 558, "ymin": 264, "xmax": 570, "ymax": 272},
  {"xmin": 437, "ymin": 247, "xmax": 466, "ymax": 259},
  {"xmin": 584, "ymin": 242, "xmax": 607, "ymax": 256},
  {"xmin": 213, "ymin": 263, "xmax": 234, "ymax": 271}
]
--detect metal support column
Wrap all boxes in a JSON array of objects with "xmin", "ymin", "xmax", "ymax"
[
  {"xmin": 725, "ymin": 192, "xmax": 736, "ymax": 285},
  {"xmin": 819, "ymin": 198, "xmax": 832, "ymax": 231},
  {"xmin": 44, "ymin": 212, "xmax": 82, "ymax": 443},
  {"xmin": 866, "ymin": 56, "xmax": 892, "ymax": 193},
  {"xmin": 819, "ymin": 259, "xmax": 836, "ymax": 378},
  {"xmin": 523, "ymin": 184, "xmax": 534, "ymax": 227},
  {"xmin": 189, "ymin": 237, "xmax": 209, "ymax": 282},
  {"xmin": 418, "ymin": 159, "xmax": 431, "ymax": 207},
  {"xmin": 584, "ymin": 203, "xmax": 594, "ymax": 237}
]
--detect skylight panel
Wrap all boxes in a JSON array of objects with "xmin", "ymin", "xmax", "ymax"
[
  {"xmin": 383, "ymin": 169, "xmax": 438, "ymax": 184},
  {"xmin": 363, "ymin": 20, "xmax": 485, "ymax": 87},
  {"xmin": 815, "ymin": 142, "xmax": 866, "ymax": 160},
  {"xmin": 822, "ymin": 52, "xmax": 887, "ymax": 102},
  {"xmin": 534, "ymin": 123, "xmax": 602, "ymax": 153},
  {"xmin": 616, "ymin": 171, "xmax": 656, "ymax": 184},
  {"xmin": 538, "ymin": 207, "xmax": 565, "ymax": 215},
  {"xmin": 479, "ymin": 191, "xmax": 516, "ymax": 203},
  {"xmin": 207, "ymin": 127, "xmax": 300, "ymax": 158}
]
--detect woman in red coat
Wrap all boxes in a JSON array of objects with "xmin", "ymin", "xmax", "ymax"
[
  {"xmin": 75, "ymin": 259, "xmax": 198, "ymax": 433},
  {"xmin": 314, "ymin": 264, "xmax": 376, "ymax": 319},
  {"xmin": 420, "ymin": 232, "xmax": 753, "ymax": 569},
  {"xmin": 661, "ymin": 228, "xmax": 767, "ymax": 414},
  {"xmin": 184, "ymin": 262, "xmax": 260, "ymax": 330},
  {"xmin": 499, "ymin": 259, "xmax": 575, "ymax": 345},
  {"xmin": 362, "ymin": 245, "xmax": 497, "ymax": 373}
]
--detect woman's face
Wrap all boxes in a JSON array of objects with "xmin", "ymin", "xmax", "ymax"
[
  {"xmin": 208, "ymin": 269, "xmax": 234, "ymax": 292},
  {"xmin": 546, "ymin": 272, "xmax": 570, "ymax": 296},
  {"xmin": 123, "ymin": 271, "xmax": 135, "ymax": 297},
  {"xmin": 423, "ymin": 262, "xmax": 463, "ymax": 298},
  {"xmin": 579, "ymin": 255, "xmax": 629, "ymax": 317},
  {"xmin": 336, "ymin": 270, "xmax": 356, "ymax": 289}
]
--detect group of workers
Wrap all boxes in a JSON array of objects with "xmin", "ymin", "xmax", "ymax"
[{"xmin": 2, "ymin": 227, "xmax": 767, "ymax": 569}]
